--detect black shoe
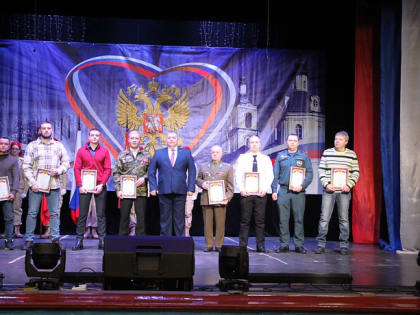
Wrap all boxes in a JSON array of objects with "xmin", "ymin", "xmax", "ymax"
[
  {"xmin": 314, "ymin": 246, "xmax": 325, "ymax": 254},
  {"xmin": 215, "ymin": 247, "xmax": 221, "ymax": 252},
  {"xmin": 72, "ymin": 239, "xmax": 83, "ymax": 251},
  {"xmin": 23, "ymin": 240, "xmax": 33, "ymax": 250},
  {"xmin": 203, "ymin": 247, "xmax": 213, "ymax": 252},
  {"xmin": 295, "ymin": 247, "xmax": 308, "ymax": 254},
  {"xmin": 52, "ymin": 237, "xmax": 60, "ymax": 244},
  {"xmin": 275, "ymin": 246, "xmax": 289, "ymax": 253},
  {"xmin": 98, "ymin": 239, "xmax": 104, "ymax": 250},
  {"xmin": 5, "ymin": 239, "xmax": 15, "ymax": 250},
  {"xmin": 256, "ymin": 246, "xmax": 267, "ymax": 253},
  {"xmin": 340, "ymin": 248, "xmax": 349, "ymax": 255}
]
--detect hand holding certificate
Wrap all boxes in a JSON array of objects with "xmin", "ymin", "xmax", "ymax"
[
  {"xmin": 121, "ymin": 175, "xmax": 137, "ymax": 199},
  {"xmin": 0, "ymin": 177, "xmax": 10, "ymax": 201},
  {"xmin": 289, "ymin": 167, "xmax": 306, "ymax": 190},
  {"xmin": 82, "ymin": 170, "xmax": 97, "ymax": 193},
  {"xmin": 208, "ymin": 180, "xmax": 225, "ymax": 204},
  {"xmin": 36, "ymin": 168, "xmax": 52, "ymax": 193},
  {"xmin": 331, "ymin": 168, "xmax": 348, "ymax": 190},
  {"xmin": 244, "ymin": 172, "xmax": 259, "ymax": 195}
]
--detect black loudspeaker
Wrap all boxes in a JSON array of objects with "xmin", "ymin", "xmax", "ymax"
[{"xmin": 103, "ymin": 235, "xmax": 194, "ymax": 291}]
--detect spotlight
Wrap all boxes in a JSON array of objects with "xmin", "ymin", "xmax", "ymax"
[
  {"xmin": 218, "ymin": 245, "xmax": 249, "ymax": 279},
  {"xmin": 25, "ymin": 243, "xmax": 66, "ymax": 290},
  {"xmin": 218, "ymin": 245, "xmax": 352, "ymax": 292},
  {"xmin": 218, "ymin": 245, "xmax": 250, "ymax": 292}
]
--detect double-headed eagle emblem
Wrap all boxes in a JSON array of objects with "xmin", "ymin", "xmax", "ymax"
[{"xmin": 116, "ymin": 79, "xmax": 190, "ymax": 156}]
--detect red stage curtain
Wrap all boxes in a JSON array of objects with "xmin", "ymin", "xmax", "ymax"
[{"xmin": 352, "ymin": 1, "xmax": 382, "ymax": 244}]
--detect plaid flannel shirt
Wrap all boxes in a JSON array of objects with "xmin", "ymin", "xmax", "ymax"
[{"xmin": 23, "ymin": 138, "xmax": 70, "ymax": 189}]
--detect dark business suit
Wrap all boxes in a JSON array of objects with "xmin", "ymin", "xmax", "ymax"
[{"xmin": 148, "ymin": 147, "xmax": 196, "ymax": 236}]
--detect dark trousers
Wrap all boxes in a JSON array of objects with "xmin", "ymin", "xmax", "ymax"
[
  {"xmin": 239, "ymin": 195, "xmax": 267, "ymax": 248},
  {"xmin": 119, "ymin": 197, "xmax": 146, "ymax": 236},
  {"xmin": 158, "ymin": 193, "xmax": 186, "ymax": 237},
  {"xmin": 76, "ymin": 188, "xmax": 107, "ymax": 241}
]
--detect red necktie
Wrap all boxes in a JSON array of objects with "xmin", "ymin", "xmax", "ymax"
[{"xmin": 170, "ymin": 150, "xmax": 175, "ymax": 166}]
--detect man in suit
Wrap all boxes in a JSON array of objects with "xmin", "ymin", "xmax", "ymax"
[
  {"xmin": 196, "ymin": 145, "xmax": 234, "ymax": 252},
  {"xmin": 148, "ymin": 132, "xmax": 196, "ymax": 236}
]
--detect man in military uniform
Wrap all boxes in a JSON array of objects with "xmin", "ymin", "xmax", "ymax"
[
  {"xmin": 196, "ymin": 145, "xmax": 234, "ymax": 252},
  {"xmin": 113, "ymin": 130, "xmax": 150, "ymax": 236},
  {"xmin": 272, "ymin": 134, "xmax": 313, "ymax": 253}
]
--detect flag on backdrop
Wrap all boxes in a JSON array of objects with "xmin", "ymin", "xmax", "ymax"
[{"xmin": 69, "ymin": 127, "xmax": 82, "ymax": 224}]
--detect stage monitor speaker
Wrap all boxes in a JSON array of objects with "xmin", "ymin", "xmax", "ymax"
[{"xmin": 103, "ymin": 235, "xmax": 194, "ymax": 290}]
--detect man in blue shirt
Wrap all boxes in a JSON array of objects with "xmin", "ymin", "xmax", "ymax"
[{"xmin": 272, "ymin": 134, "xmax": 313, "ymax": 254}]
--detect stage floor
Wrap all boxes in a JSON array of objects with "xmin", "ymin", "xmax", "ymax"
[
  {"xmin": 1, "ymin": 236, "xmax": 420, "ymax": 314},
  {"xmin": 1, "ymin": 235, "xmax": 419, "ymax": 290}
]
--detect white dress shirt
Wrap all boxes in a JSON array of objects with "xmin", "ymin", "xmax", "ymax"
[
  {"xmin": 167, "ymin": 147, "xmax": 178, "ymax": 165},
  {"xmin": 235, "ymin": 151, "xmax": 274, "ymax": 193}
]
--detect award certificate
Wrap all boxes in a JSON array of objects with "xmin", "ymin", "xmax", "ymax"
[
  {"xmin": 36, "ymin": 168, "xmax": 52, "ymax": 193},
  {"xmin": 82, "ymin": 170, "xmax": 97, "ymax": 193},
  {"xmin": 289, "ymin": 167, "xmax": 306, "ymax": 190},
  {"xmin": 0, "ymin": 177, "xmax": 10, "ymax": 201},
  {"xmin": 331, "ymin": 168, "xmax": 348, "ymax": 190},
  {"xmin": 244, "ymin": 172, "xmax": 259, "ymax": 195},
  {"xmin": 121, "ymin": 175, "xmax": 137, "ymax": 199},
  {"xmin": 208, "ymin": 180, "xmax": 225, "ymax": 205}
]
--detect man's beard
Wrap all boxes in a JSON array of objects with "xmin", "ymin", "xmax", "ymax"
[{"xmin": 41, "ymin": 133, "xmax": 52, "ymax": 139}]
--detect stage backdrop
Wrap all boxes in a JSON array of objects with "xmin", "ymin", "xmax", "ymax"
[{"xmin": 0, "ymin": 40, "xmax": 325, "ymax": 194}]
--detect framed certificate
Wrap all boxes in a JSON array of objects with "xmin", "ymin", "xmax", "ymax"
[
  {"xmin": 208, "ymin": 180, "xmax": 225, "ymax": 205},
  {"xmin": 244, "ymin": 172, "xmax": 259, "ymax": 195},
  {"xmin": 121, "ymin": 175, "xmax": 137, "ymax": 199},
  {"xmin": 36, "ymin": 168, "xmax": 52, "ymax": 193},
  {"xmin": 289, "ymin": 167, "xmax": 306, "ymax": 190},
  {"xmin": 0, "ymin": 176, "xmax": 10, "ymax": 201},
  {"xmin": 81, "ymin": 170, "xmax": 97, "ymax": 193},
  {"xmin": 331, "ymin": 168, "xmax": 348, "ymax": 190}
]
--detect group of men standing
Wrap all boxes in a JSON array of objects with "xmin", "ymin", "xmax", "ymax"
[{"xmin": 1, "ymin": 121, "xmax": 359, "ymax": 256}]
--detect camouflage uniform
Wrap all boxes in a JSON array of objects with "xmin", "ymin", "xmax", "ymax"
[{"xmin": 113, "ymin": 148, "xmax": 150, "ymax": 235}]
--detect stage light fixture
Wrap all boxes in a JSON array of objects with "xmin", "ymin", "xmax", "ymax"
[
  {"xmin": 218, "ymin": 245, "xmax": 353, "ymax": 292},
  {"xmin": 218, "ymin": 245, "xmax": 249, "ymax": 279},
  {"xmin": 25, "ymin": 243, "xmax": 66, "ymax": 290}
]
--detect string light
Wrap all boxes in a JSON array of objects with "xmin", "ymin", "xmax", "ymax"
[{"xmin": 200, "ymin": 21, "xmax": 259, "ymax": 48}]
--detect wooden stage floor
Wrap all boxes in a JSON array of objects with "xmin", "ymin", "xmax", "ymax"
[{"xmin": 0, "ymin": 236, "xmax": 419, "ymax": 313}]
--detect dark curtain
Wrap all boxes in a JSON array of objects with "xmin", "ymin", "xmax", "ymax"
[{"xmin": 379, "ymin": 1, "xmax": 402, "ymax": 251}]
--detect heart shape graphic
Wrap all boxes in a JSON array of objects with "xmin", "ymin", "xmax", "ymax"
[{"xmin": 65, "ymin": 56, "xmax": 236, "ymax": 159}]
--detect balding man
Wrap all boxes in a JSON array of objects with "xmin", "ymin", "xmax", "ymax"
[
  {"xmin": 148, "ymin": 132, "xmax": 196, "ymax": 236},
  {"xmin": 196, "ymin": 145, "xmax": 234, "ymax": 252}
]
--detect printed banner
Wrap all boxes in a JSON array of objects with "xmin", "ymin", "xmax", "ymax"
[{"xmin": 0, "ymin": 40, "xmax": 325, "ymax": 193}]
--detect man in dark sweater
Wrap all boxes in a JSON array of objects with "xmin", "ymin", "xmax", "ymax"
[{"xmin": 0, "ymin": 137, "xmax": 20, "ymax": 250}]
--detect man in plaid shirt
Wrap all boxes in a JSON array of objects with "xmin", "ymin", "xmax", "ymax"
[{"xmin": 22, "ymin": 121, "xmax": 70, "ymax": 249}]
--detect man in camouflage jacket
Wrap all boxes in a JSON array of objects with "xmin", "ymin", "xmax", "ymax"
[{"xmin": 113, "ymin": 130, "xmax": 150, "ymax": 236}]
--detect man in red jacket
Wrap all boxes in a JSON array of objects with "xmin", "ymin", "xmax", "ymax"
[{"xmin": 72, "ymin": 129, "xmax": 111, "ymax": 250}]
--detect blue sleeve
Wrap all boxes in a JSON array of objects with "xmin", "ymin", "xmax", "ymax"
[
  {"xmin": 302, "ymin": 154, "xmax": 313, "ymax": 189},
  {"xmin": 148, "ymin": 153, "xmax": 158, "ymax": 191},
  {"xmin": 187, "ymin": 151, "xmax": 196, "ymax": 192},
  {"xmin": 271, "ymin": 155, "xmax": 280, "ymax": 193}
]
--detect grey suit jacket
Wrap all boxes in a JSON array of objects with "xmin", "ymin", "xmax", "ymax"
[{"xmin": 196, "ymin": 161, "xmax": 234, "ymax": 206}]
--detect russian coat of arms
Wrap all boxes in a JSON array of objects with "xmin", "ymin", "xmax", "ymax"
[{"xmin": 116, "ymin": 79, "xmax": 190, "ymax": 156}]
